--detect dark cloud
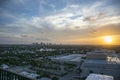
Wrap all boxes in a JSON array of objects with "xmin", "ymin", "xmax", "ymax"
[
  {"xmin": 83, "ymin": 16, "xmax": 95, "ymax": 22},
  {"xmin": 0, "ymin": 25, "xmax": 23, "ymax": 33},
  {"xmin": 0, "ymin": 36, "xmax": 31, "ymax": 44},
  {"xmin": 83, "ymin": 12, "xmax": 105, "ymax": 23},
  {"xmin": 70, "ymin": 15, "xmax": 82, "ymax": 19},
  {"xmin": 90, "ymin": 23, "xmax": 120, "ymax": 36},
  {"xmin": 20, "ymin": 34, "xmax": 28, "ymax": 37},
  {"xmin": 36, "ymin": 38, "xmax": 51, "ymax": 41},
  {"xmin": 74, "ymin": 26, "xmax": 81, "ymax": 29},
  {"xmin": 89, "ymin": 29, "xmax": 98, "ymax": 34},
  {"xmin": 0, "ymin": 0, "xmax": 9, "ymax": 7},
  {"xmin": 98, "ymin": 12, "xmax": 105, "ymax": 18}
]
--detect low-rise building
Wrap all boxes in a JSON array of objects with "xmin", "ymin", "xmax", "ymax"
[
  {"xmin": 19, "ymin": 71, "xmax": 39, "ymax": 79},
  {"xmin": 38, "ymin": 77, "xmax": 51, "ymax": 80},
  {"xmin": 49, "ymin": 54, "xmax": 86, "ymax": 75},
  {"xmin": 51, "ymin": 54, "xmax": 86, "ymax": 64},
  {"xmin": 86, "ymin": 73, "xmax": 113, "ymax": 80},
  {"xmin": 81, "ymin": 49, "xmax": 120, "ymax": 80},
  {"xmin": 1, "ymin": 64, "xmax": 9, "ymax": 69}
]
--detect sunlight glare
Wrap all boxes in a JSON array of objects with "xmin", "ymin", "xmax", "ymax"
[{"xmin": 104, "ymin": 36, "xmax": 112, "ymax": 44}]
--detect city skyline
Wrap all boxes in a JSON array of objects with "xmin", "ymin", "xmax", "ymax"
[{"xmin": 0, "ymin": 0, "xmax": 120, "ymax": 45}]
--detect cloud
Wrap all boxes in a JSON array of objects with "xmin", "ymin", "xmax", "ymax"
[
  {"xmin": 44, "ymin": 4, "xmax": 87, "ymax": 30},
  {"xmin": 83, "ymin": 16, "xmax": 95, "ymax": 22},
  {"xmin": 12, "ymin": 0, "xmax": 28, "ymax": 4},
  {"xmin": 95, "ymin": 23, "xmax": 120, "ymax": 36},
  {"xmin": 1, "ymin": 0, "xmax": 119, "ymax": 35},
  {"xmin": 42, "ymin": 1, "xmax": 109, "ymax": 30},
  {"xmin": 20, "ymin": 34, "xmax": 28, "ymax": 38},
  {"xmin": 36, "ymin": 38, "xmax": 51, "ymax": 41},
  {"xmin": 1, "ymin": 0, "xmax": 119, "ymax": 31},
  {"xmin": 0, "ymin": 36, "xmax": 31, "ymax": 44},
  {"xmin": 49, "ymin": 4, "xmax": 56, "ymax": 12},
  {"xmin": 0, "ymin": 0, "xmax": 120, "ymax": 44},
  {"xmin": 0, "ymin": 0, "xmax": 9, "ymax": 7},
  {"xmin": 0, "ymin": 17, "xmax": 44, "ymax": 33}
]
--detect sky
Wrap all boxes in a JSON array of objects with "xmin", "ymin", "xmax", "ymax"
[{"xmin": 0, "ymin": 0, "xmax": 120, "ymax": 45}]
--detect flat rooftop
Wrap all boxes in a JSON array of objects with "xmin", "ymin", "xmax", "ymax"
[
  {"xmin": 86, "ymin": 73, "xmax": 113, "ymax": 80},
  {"xmin": 51, "ymin": 54, "xmax": 86, "ymax": 62},
  {"xmin": 84, "ymin": 56, "xmax": 120, "ymax": 64}
]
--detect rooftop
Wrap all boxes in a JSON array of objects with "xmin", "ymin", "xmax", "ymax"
[
  {"xmin": 86, "ymin": 73, "xmax": 114, "ymax": 80},
  {"xmin": 51, "ymin": 54, "xmax": 85, "ymax": 62},
  {"xmin": 87, "ymin": 49, "xmax": 115, "ymax": 55},
  {"xmin": 84, "ymin": 56, "xmax": 120, "ymax": 64}
]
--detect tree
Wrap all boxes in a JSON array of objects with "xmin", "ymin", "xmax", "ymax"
[
  {"xmin": 52, "ymin": 76, "xmax": 59, "ymax": 80},
  {"xmin": 89, "ymin": 70, "xmax": 93, "ymax": 73},
  {"xmin": 42, "ymin": 73, "xmax": 51, "ymax": 78}
]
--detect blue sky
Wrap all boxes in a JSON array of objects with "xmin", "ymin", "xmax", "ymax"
[{"xmin": 0, "ymin": 0, "xmax": 120, "ymax": 44}]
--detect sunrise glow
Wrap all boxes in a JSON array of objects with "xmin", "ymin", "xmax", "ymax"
[{"xmin": 104, "ymin": 36, "xmax": 112, "ymax": 44}]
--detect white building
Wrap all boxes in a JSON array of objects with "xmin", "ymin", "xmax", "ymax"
[
  {"xmin": 86, "ymin": 73, "xmax": 113, "ymax": 80},
  {"xmin": 50, "ymin": 54, "xmax": 85, "ymax": 75},
  {"xmin": 19, "ymin": 71, "xmax": 39, "ymax": 79},
  {"xmin": 36, "ymin": 48, "xmax": 55, "ymax": 52},
  {"xmin": 51, "ymin": 54, "xmax": 86, "ymax": 64},
  {"xmin": 81, "ymin": 49, "xmax": 120, "ymax": 80},
  {"xmin": 1, "ymin": 64, "xmax": 9, "ymax": 69},
  {"xmin": 38, "ymin": 77, "xmax": 51, "ymax": 80}
]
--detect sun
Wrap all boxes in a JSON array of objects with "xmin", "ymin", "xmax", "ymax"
[{"xmin": 104, "ymin": 36, "xmax": 112, "ymax": 44}]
